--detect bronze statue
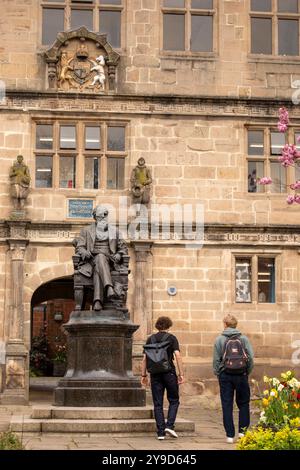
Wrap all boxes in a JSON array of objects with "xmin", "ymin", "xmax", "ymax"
[
  {"xmin": 9, "ymin": 155, "xmax": 31, "ymax": 210},
  {"xmin": 74, "ymin": 205, "xmax": 128, "ymax": 311},
  {"xmin": 130, "ymin": 157, "xmax": 152, "ymax": 205}
]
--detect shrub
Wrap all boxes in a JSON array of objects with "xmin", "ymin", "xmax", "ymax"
[
  {"xmin": 0, "ymin": 431, "xmax": 24, "ymax": 450},
  {"xmin": 30, "ymin": 333, "xmax": 51, "ymax": 375},
  {"xmin": 237, "ymin": 426, "xmax": 300, "ymax": 450},
  {"xmin": 253, "ymin": 370, "xmax": 300, "ymax": 430}
]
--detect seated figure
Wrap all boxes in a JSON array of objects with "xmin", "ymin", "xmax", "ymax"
[{"xmin": 72, "ymin": 205, "xmax": 129, "ymax": 312}]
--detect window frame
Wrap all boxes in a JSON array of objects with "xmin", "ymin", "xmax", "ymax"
[
  {"xmin": 160, "ymin": 0, "xmax": 218, "ymax": 57},
  {"xmin": 249, "ymin": 0, "xmax": 300, "ymax": 58},
  {"xmin": 33, "ymin": 119, "xmax": 128, "ymax": 191},
  {"xmin": 40, "ymin": 0, "xmax": 124, "ymax": 48},
  {"xmin": 245, "ymin": 126, "xmax": 300, "ymax": 195},
  {"xmin": 232, "ymin": 252, "xmax": 280, "ymax": 305}
]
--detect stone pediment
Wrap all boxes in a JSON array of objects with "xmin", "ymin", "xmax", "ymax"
[{"xmin": 44, "ymin": 27, "xmax": 120, "ymax": 93}]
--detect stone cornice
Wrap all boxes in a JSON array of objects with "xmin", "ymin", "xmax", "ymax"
[
  {"xmin": 1, "ymin": 221, "xmax": 300, "ymax": 246},
  {"xmin": 1, "ymin": 91, "xmax": 298, "ymax": 119}
]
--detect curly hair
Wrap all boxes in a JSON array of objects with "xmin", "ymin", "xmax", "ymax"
[{"xmin": 155, "ymin": 316, "xmax": 173, "ymax": 331}]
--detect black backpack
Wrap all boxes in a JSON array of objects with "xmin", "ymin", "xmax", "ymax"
[
  {"xmin": 143, "ymin": 333, "xmax": 172, "ymax": 374},
  {"xmin": 222, "ymin": 335, "xmax": 249, "ymax": 375}
]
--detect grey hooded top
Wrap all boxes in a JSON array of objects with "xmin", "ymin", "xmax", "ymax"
[{"xmin": 213, "ymin": 328, "xmax": 254, "ymax": 376}]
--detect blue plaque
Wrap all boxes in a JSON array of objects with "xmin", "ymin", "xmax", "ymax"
[{"xmin": 68, "ymin": 199, "xmax": 94, "ymax": 219}]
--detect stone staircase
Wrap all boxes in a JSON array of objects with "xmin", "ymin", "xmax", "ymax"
[{"xmin": 10, "ymin": 406, "xmax": 195, "ymax": 434}]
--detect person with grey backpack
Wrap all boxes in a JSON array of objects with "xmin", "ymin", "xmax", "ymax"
[
  {"xmin": 213, "ymin": 314, "xmax": 254, "ymax": 444},
  {"xmin": 141, "ymin": 316, "xmax": 184, "ymax": 440}
]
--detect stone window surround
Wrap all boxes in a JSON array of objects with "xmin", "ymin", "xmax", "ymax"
[
  {"xmin": 246, "ymin": 125, "xmax": 300, "ymax": 195},
  {"xmin": 33, "ymin": 118, "xmax": 128, "ymax": 191},
  {"xmin": 40, "ymin": 0, "xmax": 124, "ymax": 48},
  {"xmin": 160, "ymin": 0, "xmax": 218, "ymax": 58},
  {"xmin": 249, "ymin": 0, "xmax": 300, "ymax": 58},
  {"xmin": 231, "ymin": 251, "xmax": 280, "ymax": 306}
]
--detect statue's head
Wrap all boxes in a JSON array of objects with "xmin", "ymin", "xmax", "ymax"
[
  {"xmin": 96, "ymin": 55, "xmax": 105, "ymax": 64},
  {"xmin": 137, "ymin": 157, "xmax": 145, "ymax": 167},
  {"xmin": 92, "ymin": 205, "xmax": 108, "ymax": 221},
  {"xmin": 17, "ymin": 155, "xmax": 23, "ymax": 164}
]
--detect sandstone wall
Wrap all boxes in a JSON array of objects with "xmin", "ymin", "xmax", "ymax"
[
  {"xmin": 0, "ymin": 0, "xmax": 299, "ymax": 99},
  {"xmin": 1, "ymin": 112, "xmax": 299, "ymax": 224}
]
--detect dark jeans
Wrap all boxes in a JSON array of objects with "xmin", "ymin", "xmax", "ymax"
[
  {"xmin": 150, "ymin": 371, "xmax": 180, "ymax": 436},
  {"xmin": 218, "ymin": 371, "xmax": 250, "ymax": 438}
]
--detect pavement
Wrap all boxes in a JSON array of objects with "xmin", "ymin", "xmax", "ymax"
[{"xmin": 0, "ymin": 389, "xmax": 258, "ymax": 450}]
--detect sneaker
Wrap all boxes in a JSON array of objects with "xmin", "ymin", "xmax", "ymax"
[
  {"xmin": 238, "ymin": 433, "xmax": 244, "ymax": 438},
  {"xmin": 226, "ymin": 437, "xmax": 234, "ymax": 444},
  {"xmin": 157, "ymin": 436, "xmax": 165, "ymax": 440},
  {"xmin": 165, "ymin": 428, "xmax": 178, "ymax": 438}
]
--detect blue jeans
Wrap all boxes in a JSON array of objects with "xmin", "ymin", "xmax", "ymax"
[
  {"xmin": 150, "ymin": 371, "xmax": 180, "ymax": 436},
  {"xmin": 218, "ymin": 371, "xmax": 250, "ymax": 438}
]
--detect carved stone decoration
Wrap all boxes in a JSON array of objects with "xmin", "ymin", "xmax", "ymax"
[
  {"xmin": 130, "ymin": 158, "xmax": 153, "ymax": 206},
  {"xmin": 44, "ymin": 27, "xmax": 120, "ymax": 92},
  {"xmin": 6, "ymin": 359, "xmax": 25, "ymax": 389},
  {"xmin": 9, "ymin": 155, "xmax": 30, "ymax": 219}
]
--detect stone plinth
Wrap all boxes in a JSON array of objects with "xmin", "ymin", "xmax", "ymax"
[{"xmin": 54, "ymin": 309, "xmax": 146, "ymax": 407}]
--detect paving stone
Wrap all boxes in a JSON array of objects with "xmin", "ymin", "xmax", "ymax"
[{"xmin": 1, "ymin": 395, "xmax": 259, "ymax": 450}]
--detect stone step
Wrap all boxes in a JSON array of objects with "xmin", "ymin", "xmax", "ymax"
[
  {"xmin": 10, "ymin": 416, "xmax": 195, "ymax": 434},
  {"xmin": 31, "ymin": 406, "xmax": 154, "ymax": 420}
]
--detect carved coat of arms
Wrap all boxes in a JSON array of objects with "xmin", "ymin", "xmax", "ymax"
[
  {"xmin": 44, "ymin": 28, "xmax": 120, "ymax": 93},
  {"xmin": 58, "ymin": 44, "xmax": 106, "ymax": 92}
]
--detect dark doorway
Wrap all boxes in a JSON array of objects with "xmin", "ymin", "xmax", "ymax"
[{"xmin": 30, "ymin": 276, "xmax": 75, "ymax": 377}]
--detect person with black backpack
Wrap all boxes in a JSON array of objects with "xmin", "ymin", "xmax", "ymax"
[
  {"xmin": 141, "ymin": 316, "xmax": 184, "ymax": 440},
  {"xmin": 213, "ymin": 314, "xmax": 254, "ymax": 444}
]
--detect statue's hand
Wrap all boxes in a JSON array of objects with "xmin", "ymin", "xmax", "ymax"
[
  {"xmin": 114, "ymin": 253, "xmax": 122, "ymax": 263},
  {"xmin": 81, "ymin": 249, "xmax": 92, "ymax": 261}
]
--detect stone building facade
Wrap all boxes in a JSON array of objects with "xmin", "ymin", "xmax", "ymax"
[{"xmin": 0, "ymin": 0, "xmax": 300, "ymax": 403}]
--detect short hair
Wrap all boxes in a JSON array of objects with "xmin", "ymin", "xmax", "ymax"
[
  {"xmin": 223, "ymin": 314, "xmax": 238, "ymax": 328},
  {"xmin": 155, "ymin": 316, "xmax": 173, "ymax": 331}
]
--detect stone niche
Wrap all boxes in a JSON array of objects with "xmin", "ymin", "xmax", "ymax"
[{"xmin": 44, "ymin": 27, "xmax": 120, "ymax": 93}]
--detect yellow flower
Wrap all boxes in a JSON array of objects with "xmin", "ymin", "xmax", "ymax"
[
  {"xmin": 263, "ymin": 390, "xmax": 269, "ymax": 396},
  {"xmin": 270, "ymin": 389, "xmax": 278, "ymax": 398},
  {"xmin": 262, "ymin": 398, "xmax": 269, "ymax": 407},
  {"xmin": 293, "ymin": 403, "xmax": 300, "ymax": 409},
  {"xmin": 282, "ymin": 403, "xmax": 288, "ymax": 410},
  {"xmin": 263, "ymin": 375, "xmax": 270, "ymax": 383},
  {"xmin": 290, "ymin": 418, "xmax": 300, "ymax": 428}
]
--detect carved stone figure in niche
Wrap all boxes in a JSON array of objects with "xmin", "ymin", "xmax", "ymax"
[
  {"xmin": 9, "ymin": 155, "xmax": 31, "ymax": 210},
  {"xmin": 74, "ymin": 205, "xmax": 128, "ymax": 311},
  {"xmin": 91, "ymin": 55, "xmax": 106, "ymax": 90},
  {"xmin": 130, "ymin": 157, "xmax": 152, "ymax": 205}
]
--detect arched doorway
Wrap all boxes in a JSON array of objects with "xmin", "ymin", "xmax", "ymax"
[{"xmin": 30, "ymin": 276, "xmax": 75, "ymax": 377}]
